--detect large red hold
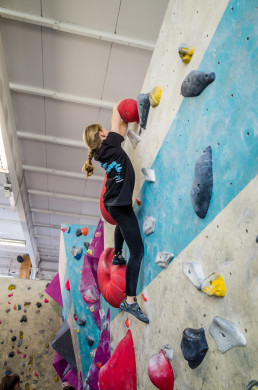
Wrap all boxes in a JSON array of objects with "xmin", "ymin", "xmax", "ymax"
[
  {"xmin": 100, "ymin": 175, "xmax": 117, "ymax": 225},
  {"xmin": 118, "ymin": 99, "xmax": 139, "ymax": 123},
  {"xmin": 97, "ymin": 247, "xmax": 126, "ymax": 308},
  {"xmin": 98, "ymin": 330, "xmax": 136, "ymax": 390},
  {"xmin": 148, "ymin": 350, "xmax": 174, "ymax": 390}
]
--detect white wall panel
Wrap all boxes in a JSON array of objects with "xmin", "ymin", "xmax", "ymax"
[
  {"xmin": 46, "ymin": 143, "xmax": 87, "ymax": 172},
  {"xmin": 84, "ymin": 179, "xmax": 102, "ymax": 199},
  {"xmin": 0, "ymin": 0, "xmax": 41, "ymax": 14},
  {"xmin": 31, "ymin": 211, "xmax": 50, "ymax": 224},
  {"xmin": 25, "ymin": 171, "xmax": 48, "ymax": 191},
  {"xmin": 49, "ymin": 213, "xmax": 78, "ymax": 226},
  {"xmin": 48, "ymin": 197, "xmax": 82, "ymax": 214},
  {"xmin": 80, "ymin": 201, "xmax": 100, "ymax": 217},
  {"xmin": 12, "ymin": 93, "xmax": 45, "ymax": 134},
  {"xmin": 20, "ymin": 139, "xmax": 47, "ymax": 166},
  {"xmin": 28, "ymin": 194, "xmax": 48, "ymax": 209}
]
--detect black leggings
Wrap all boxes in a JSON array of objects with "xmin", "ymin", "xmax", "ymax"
[{"xmin": 107, "ymin": 205, "xmax": 144, "ymax": 297}]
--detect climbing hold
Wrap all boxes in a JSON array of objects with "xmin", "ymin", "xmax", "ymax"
[
  {"xmin": 18, "ymin": 340, "xmax": 22, "ymax": 347},
  {"xmin": 44, "ymin": 298, "xmax": 49, "ymax": 303},
  {"xmin": 86, "ymin": 335, "xmax": 94, "ymax": 347},
  {"xmin": 142, "ymin": 293, "xmax": 147, "ymax": 302},
  {"xmin": 5, "ymin": 309, "xmax": 10, "ymax": 313},
  {"xmin": 61, "ymin": 224, "xmax": 70, "ymax": 233},
  {"xmin": 78, "ymin": 317, "xmax": 86, "ymax": 326},
  {"xmin": 137, "ymin": 93, "xmax": 150, "ymax": 129},
  {"xmin": 73, "ymin": 314, "xmax": 78, "ymax": 321},
  {"xmin": 149, "ymin": 86, "xmax": 162, "ymax": 107},
  {"xmin": 118, "ymin": 99, "xmax": 139, "ymax": 123},
  {"xmin": 16, "ymin": 349, "xmax": 22, "ymax": 354},
  {"xmin": 52, "ymin": 320, "xmax": 77, "ymax": 370},
  {"xmin": 0, "ymin": 319, "xmax": 2, "ymax": 324},
  {"xmin": 127, "ymin": 129, "xmax": 141, "ymax": 148},
  {"xmin": 13, "ymin": 304, "xmax": 17, "ymax": 310},
  {"xmin": 18, "ymin": 305, "xmax": 21, "ymax": 310},
  {"xmin": 247, "ymin": 380, "xmax": 258, "ymax": 390},
  {"xmin": 23, "ymin": 354, "xmax": 27, "ymax": 358},
  {"xmin": 11, "ymin": 336, "xmax": 17, "ymax": 342},
  {"xmin": 76, "ymin": 228, "xmax": 82, "ymax": 236},
  {"xmin": 201, "ymin": 272, "xmax": 226, "ymax": 297},
  {"xmin": 148, "ymin": 350, "xmax": 174, "ymax": 390},
  {"xmin": 209, "ymin": 316, "xmax": 247, "ymax": 353},
  {"xmin": 100, "ymin": 174, "xmax": 117, "ymax": 225},
  {"xmin": 190, "ymin": 146, "xmax": 213, "ymax": 219},
  {"xmin": 164, "ymin": 344, "xmax": 174, "ymax": 361},
  {"xmin": 89, "ymin": 305, "xmax": 95, "ymax": 313},
  {"xmin": 53, "ymin": 375, "xmax": 58, "ymax": 382},
  {"xmin": 71, "ymin": 246, "xmax": 83, "ymax": 260},
  {"xmin": 178, "ymin": 44, "xmax": 194, "ymax": 64},
  {"xmin": 125, "ymin": 318, "xmax": 130, "ymax": 328},
  {"xmin": 8, "ymin": 293, "xmax": 13, "ymax": 297},
  {"xmin": 5, "ymin": 370, "xmax": 12, "ymax": 375},
  {"xmin": 8, "ymin": 284, "xmax": 15, "ymax": 290},
  {"xmin": 141, "ymin": 167, "xmax": 155, "ymax": 182},
  {"xmin": 65, "ymin": 279, "xmax": 70, "ymax": 291},
  {"xmin": 82, "ymin": 227, "xmax": 89, "ymax": 236},
  {"xmin": 20, "ymin": 315, "xmax": 27, "ymax": 322},
  {"xmin": 9, "ymin": 351, "xmax": 15, "ymax": 357},
  {"xmin": 82, "ymin": 288, "xmax": 99, "ymax": 304},
  {"xmin": 143, "ymin": 216, "xmax": 156, "ymax": 235},
  {"xmin": 39, "ymin": 329, "xmax": 44, "ymax": 334},
  {"xmin": 182, "ymin": 262, "xmax": 205, "ymax": 290},
  {"xmin": 96, "ymin": 362, "xmax": 102, "ymax": 369},
  {"xmin": 97, "ymin": 247, "xmax": 126, "ymax": 308},
  {"xmin": 8, "ymin": 301, "xmax": 11, "ymax": 304},
  {"xmin": 24, "ymin": 302, "xmax": 31, "ymax": 306},
  {"xmin": 33, "ymin": 370, "xmax": 39, "ymax": 377},
  {"xmin": 181, "ymin": 70, "xmax": 215, "ymax": 97},
  {"xmin": 17, "ymin": 255, "xmax": 24, "ymax": 263},
  {"xmin": 19, "ymin": 331, "xmax": 23, "ymax": 339},
  {"xmin": 99, "ymin": 309, "xmax": 105, "ymax": 320},
  {"xmin": 36, "ymin": 302, "xmax": 42, "ymax": 308},
  {"xmin": 136, "ymin": 198, "xmax": 141, "ymax": 206},
  {"xmin": 155, "ymin": 252, "xmax": 174, "ymax": 268},
  {"xmin": 35, "ymin": 310, "xmax": 40, "ymax": 314},
  {"xmin": 99, "ymin": 330, "xmax": 136, "ymax": 390},
  {"xmin": 28, "ymin": 357, "xmax": 33, "ymax": 365},
  {"xmin": 180, "ymin": 328, "xmax": 208, "ymax": 368},
  {"xmin": 84, "ymin": 241, "xmax": 90, "ymax": 250},
  {"xmin": 87, "ymin": 249, "xmax": 93, "ymax": 255},
  {"xmin": 25, "ymin": 384, "xmax": 30, "ymax": 390}
]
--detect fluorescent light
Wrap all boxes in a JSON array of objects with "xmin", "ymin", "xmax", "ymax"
[
  {"xmin": 0, "ymin": 125, "xmax": 8, "ymax": 172},
  {"xmin": 0, "ymin": 238, "xmax": 26, "ymax": 247}
]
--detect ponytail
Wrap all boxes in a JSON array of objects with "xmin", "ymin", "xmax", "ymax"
[{"xmin": 82, "ymin": 124, "xmax": 102, "ymax": 177}]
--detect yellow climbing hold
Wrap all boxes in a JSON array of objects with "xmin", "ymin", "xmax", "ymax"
[
  {"xmin": 19, "ymin": 331, "xmax": 23, "ymax": 339},
  {"xmin": 54, "ymin": 375, "xmax": 59, "ymax": 382},
  {"xmin": 201, "ymin": 272, "xmax": 225, "ymax": 297},
  {"xmin": 149, "ymin": 86, "xmax": 162, "ymax": 107},
  {"xmin": 25, "ymin": 384, "xmax": 30, "ymax": 390},
  {"xmin": 87, "ymin": 249, "xmax": 93, "ymax": 255},
  {"xmin": 28, "ymin": 356, "xmax": 33, "ymax": 365},
  {"xmin": 178, "ymin": 44, "xmax": 194, "ymax": 64},
  {"xmin": 8, "ymin": 284, "xmax": 16, "ymax": 290}
]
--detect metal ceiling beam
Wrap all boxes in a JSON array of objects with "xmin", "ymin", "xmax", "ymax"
[
  {"xmin": 23, "ymin": 164, "xmax": 104, "ymax": 181},
  {"xmin": 0, "ymin": 7, "xmax": 155, "ymax": 51},
  {"xmin": 34, "ymin": 223, "xmax": 60, "ymax": 230},
  {"xmin": 31, "ymin": 207, "xmax": 99, "ymax": 220},
  {"xmin": 28, "ymin": 189, "xmax": 99, "ymax": 203},
  {"xmin": 17, "ymin": 131, "xmax": 85, "ymax": 149},
  {"xmin": 35, "ymin": 234, "xmax": 60, "ymax": 240},
  {"xmin": 10, "ymin": 83, "xmax": 114, "ymax": 109}
]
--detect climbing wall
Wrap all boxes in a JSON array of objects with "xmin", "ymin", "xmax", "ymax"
[
  {"xmin": 104, "ymin": 0, "xmax": 258, "ymax": 389},
  {"xmin": 0, "ymin": 277, "xmax": 62, "ymax": 389}
]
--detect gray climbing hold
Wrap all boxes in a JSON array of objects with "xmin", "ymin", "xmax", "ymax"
[
  {"xmin": 35, "ymin": 310, "xmax": 40, "ymax": 314},
  {"xmin": 209, "ymin": 316, "xmax": 247, "ymax": 353},
  {"xmin": 86, "ymin": 335, "xmax": 94, "ymax": 347},
  {"xmin": 20, "ymin": 315, "xmax": 27, "ymax": 322},
  {"xmin": 137, "ymin": 93, "xmax": 150, "ymax": 129},
  {"xmin": 141, "ymin": 168, "xmax": 155, "ymax": 182},
  {"xmin": 76, "ymin": 228, "xmax": 82, "ymax": 237},
  {"xmin": 256, "ymin": 235, "xmax": 258, "ymax": 243},
  {"xmin": 163, "ymin": 344, "xmax": 174, "ymax": 361},
  {"xmin": 78, "ymin": 317, "xmax": 86, "ymax": 326},
  {"xmin": 84, "ymin": 242, "xmax": 90, "ymax": 250},
  {"xmin": 182, "ymin": 262, "xmax": 205, "ymax": 290},
  {"xmin": 247, "ymin": 380, "xmax": 258, "ymax": 390},
  {"xmin": 17, "ymin": 340, "xmax": 22, "ymax": 347},
  {"xmin": 181, "ymin": 327, "xmax": 208, "ymax": 369},
  {"xmin": 143, "ymin": 216, "xmax": 156, "ymax": 236},
  {"xmin": 190, "ymin": 146, "xmax": 213, "ymax": 219},
  {"xmin": 155, "ymin": 252, "xmax": 174, "ymax": 268},
  {"xmin": 52, "ymin": 320, "xmax": 77, "ymax": 370},
  {"xmin": 127, "ymin": 129, "xmax": 141, "ymax": 148},
  {"xmin": 181, "ymin": 70, "xmax": 215, "ymax": 97}
]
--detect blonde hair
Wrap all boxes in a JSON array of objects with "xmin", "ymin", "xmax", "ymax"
[{"xmin": 82, "ymin": 123, "xmax": 103, "ymax": 177}]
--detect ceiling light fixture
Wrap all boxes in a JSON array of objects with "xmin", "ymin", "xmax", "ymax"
[
  {"xmin": 0, "ymin": 125, "xmax": 8, "ymax": 172},
  {"xmin": 0, "ymin": 238, "xmax": 26, "ymax": 247}
]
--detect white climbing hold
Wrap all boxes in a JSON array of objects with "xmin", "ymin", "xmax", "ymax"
[
  {"xmin": 155, "ymin": 252, "xmax": 174, "ymax": 268},
  {"xmin": 209, "ymin": 316, "xmax": 247, "ymax": 353},
  {"xmin": 141, "ymin": 168, "xmax": 155, "ymax": 182},
  {"xmin": 163, "ymin": 344, "xmax": 174, "ymax": 361},
  {"xmin": 127, "ymin": 129, "xmax": 141, "ymax": 148},
  {"xmin": 143, "ymin": 216, "xmax": 156, "ymax": 235},
  {"xmin": 182, "ymin": 262, "xmax": 205, "ymax": 290},
  {"xmin": 99, "ymin": 309, "xmax": 105, "ymax": 320}
]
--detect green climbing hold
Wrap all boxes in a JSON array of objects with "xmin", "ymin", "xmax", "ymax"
[
  {"xmin": 24, "ymin": 302, "xmax": 31, "ymax": 306},
  {"xmin": 28, "ymin": 357, "xmax": 33, "ymax": 365},
  {"xmin": 8, "ymin": 284, "xmax": 16, "ymax": 290}
]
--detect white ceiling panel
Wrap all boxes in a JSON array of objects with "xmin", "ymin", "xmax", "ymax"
[
  {"xmin": 42, "ymin": 29, "xmax": 111, "ymax": 98},
  {"xmin": 0, "ymin": 221, "xmax": 24, "ymax": 239},
  {"xmin": 0, "ymin": 207, "xmax": 19, "ymax": 221},
  {"xmin": 117, "ymin": 0, "xmax": 169, "ymax": 41},
  {"xmin": 29, "ymin": 194, "xmax": 49, "ymax": 209},
  {"xmin": 97, "ymin": 107, "xmax": 114, "ymax": 130},
  {"xmin": 48, "ymin": 197, "xmax": 82, "ymax": 214},
  {"xmin": 49, "ymin": 213, "xmax": 78, "ymax": 226},
  {"xmin": 35, "ymin": 226, "xmax": 57, "ymax": 236},
  {"xmin": 37, "ymin": 236, "xmax": 51, "ymax": 246},
  {"xmin": 80, "ymin": 201, "xmax": 100, "ymax": 217},
  {"xmin": 42, "ymin": 0, "xmax": 120, "ymax": 32},
  {"xmin": 25, "ymin": 171, "xmax": 48, "ymax": 191},
  {"xmin": 0, "ymin": 19, "xmax": 43, "ymax": 86},
  {"xmin": 47, "ymin": 175, "xmax": 86, "ymax": 197},
  {"xmin": 20, "ymin": 139, "xmax": 47, "ymax": 166},
  {"xmin": 0, "ymin": 0, "xmax": 41, "ymax": 15},
  {"xmin": 32, "ymin": 212, "xmax": 50, "ymax": 224},
  {"xmin": 79, "ymin": 217, "xmax": 98, "ymax": 226},
  {"xmin": 84, "ymin": 179, "xmax": 102, "ymax": 198},
  {"xmin": 46, "ymin": 143, "xmax": 87, "ymax": 172},
  {"xmin": 45, "ymin": 98, "xmax": 101, "ymax": 140},
  {"xmin": 12, "ymin": 93, "xmax": 45, "ymax": 134},
  {"xmin": 102, "ymin": 44, "xmax": 152, "ymax": 101}
]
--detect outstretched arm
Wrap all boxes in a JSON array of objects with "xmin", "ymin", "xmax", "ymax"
[{"xmin": 111, "ymin": 103, "xmax": 128, "ymax": 137}]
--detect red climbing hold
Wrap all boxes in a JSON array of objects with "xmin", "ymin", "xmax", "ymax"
[
  {"xmin": 125, "ymin": 318, "xmax": 130, "ymax": 328},
  {"xmin": 33, "ymin": 370, "xmax": 39, "ymax": 377},
  {"xmin": 16, "ymin": 349, "xmax": 22, "ymax": 354},
  {"xmin": 148, "ymin": 350, "xmax": 174, "ymax": 390},
  {"xmin": 100, "ymin": 175, "xmax": 117, "ymax": 225},
  {"xmin": 97, "ymin": 247, "xmax": 126, "ymax": 308},
  {"xmin": 44, "ymin": 298, "xmax": 49, "ymax": 303},
  {"xmin": 81, "ymin": 227, "xmax": 89, "ymax": 236},
  {"xmin": 65, "ymin": 279, "xmax": 70, "ymax": 291},
  {"xmin": 136, "ymin": 198, "xmax": 141, "ymax": 206},
  {"xmin": 0, "ymin": 319, "xmax": 2, "ymax": 324},
  {"xmin": 99, "ymin": 330, "xmax": 136, "ymax": 390},
  {"xmin": 118, "ymin": 99, "xmax": 139, "ymax": 123},
  {"xmin": 8, "ymin": 293, "xmax": 13, "ymax": 297},
  {"xmin": 13, "ymin": 305, "xmax": 17, "ymax": 310},
  {"xmin": 142, "ymin": 293, "xmax": 147, "ymax": 302}
]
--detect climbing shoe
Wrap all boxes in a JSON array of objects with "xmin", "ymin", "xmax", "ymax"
[
  {"xmin": 112, "ymin": 254, "xmax": 127, "ymax": 266},
  {"xmin": 120, "ymin": 298, "xmax": 149, "ymax": 324}
]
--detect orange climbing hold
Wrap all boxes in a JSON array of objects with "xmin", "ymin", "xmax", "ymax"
[
  {"xmin": 81, "ymin": 227, "xmax": 89, "ymax": 236},
  {"xmin": 97, "ymin": 362, "xmax": 102, "ymax": 369},
  {"xmin": 136, "ymin": 198, "xmax": 141, "ymax": 206},
  {"xmin": 125, "ymin": 318, "xmax": 130, "ymax": 328},
  {"xmin": 142, "ymin": 293, "xmax": 147, "ymax": 302}
]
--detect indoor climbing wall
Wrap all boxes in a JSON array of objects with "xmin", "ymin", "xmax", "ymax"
[
  {"xmin": 0, "ymin": 277, "xmax": 62, "ymax": 389},
  {"xmin": 104, "ymin": 0, "xmax": 258, "ymax": 389}
]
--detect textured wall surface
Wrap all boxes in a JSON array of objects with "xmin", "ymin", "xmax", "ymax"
[{"xmin": 0, "ymin": 277, "xmax": 62, "ymax": 389}]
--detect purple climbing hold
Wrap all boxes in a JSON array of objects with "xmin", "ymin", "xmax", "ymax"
[
  {"xmin": 86, "ymin": 335, "xmax": 94, "ymax": 347},
  {"xmin": 20, "ymin": 315, "xmax": 27, "ymax": 323},
  {"xmin": 181, "ymin": 70, "xmax": 215, "ymax": 97},
  {"xmin": 52, "ymin": 351, "xmax": 68, "ymax": 379},
  {"xmin": 45, "ymin": 273, "xmax": 63, "ymax": 307},
  {"xmin": 137, "ymin": 93, "xmax": 150, "ymax": 129}
]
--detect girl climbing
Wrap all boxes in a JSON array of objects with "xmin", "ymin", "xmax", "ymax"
[
  {"xmin": 0, "ymin": 374, "xmax": 20, "ymax": 390},
  {"xmin": 82, "ymin": 103, "xmax": 149, "ymax": 324}
]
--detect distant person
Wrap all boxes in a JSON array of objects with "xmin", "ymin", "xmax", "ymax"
[{"xmin": 0, "ymin": 374, "xmax": 20, "ymax": 390}]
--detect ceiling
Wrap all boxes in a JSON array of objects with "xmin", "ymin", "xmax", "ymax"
[{"xmin": 0, "ymin": 0, "xmax": 169, "ymax": 279}]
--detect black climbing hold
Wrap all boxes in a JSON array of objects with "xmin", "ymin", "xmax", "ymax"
[
  {"xmin": 86, "ymin": 335, "xmax": 94, "ymax": 347},
  {"xmin": 181, "ymin": 70, "xmax": 215, "ymax": 97},
  {"xmin": 137, "ymin": 93, "xmax": 150, "ymax": 129},
  {"xmin": 190, "ymin": 146, "xmax": 213, "ymax": 219},
  {"xmin": 17, "ymin": 255, "xmax": 24, "ymax": 263},
  {"xmin": 180, "ymin": 327, "xmax": 208, "ymax": 368},
  {"xmin": 11, "ymin": 336, "xmax": 17, "ymax": 342},
  {"xmin": 8, "ymin": 351, "xmax": 15, "ymax": 358},
  {"xmin": 46, "ymin": 283, "xmax": 50, "ymax": 288},
  {"xmin": 84, "ymin": 242, "xmax": 90, "ymax": 250},
  {"xmin": 256, "ymin": 235, "xmax": 258, "ymax": 243},
  {"xmin": 20, "ymin": 315, "xmax": 27, "ymax": 323},
  {"xmin": 76, "ymin": 228, "xmax": 82, "ymax": 237},
  {"xmin": 78, "ymin": 317, "xmax": 86, "ymax": 326},
  {"xmin": 36, "ymin": 302, "xmax": 42, "ymax": 308},
  {"xmin": 247, "ymin": 380, "xmax": 258, "ymax": 390}
]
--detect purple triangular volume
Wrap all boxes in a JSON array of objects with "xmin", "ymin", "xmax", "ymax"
[
  {"xmin": 53, "ymin": 351, "xmax": 68, "ymax": 378},
  {"xmin": 45, "ymin": 273, "xmax": 63, "ymax": 307},
  {"xmin": 79, "ymin": 255, "xmax": 101, "ymax": 330},
  {"xmin": 87, "ymin": 219, "xmax": 104, "ymax": 286},
  {"xmin": 62, "ymin": 364, "xmax": 78, "ymax": 389},
  {"xmin": 78, "ymin": 372, "xmax": 83, "ymax": 390},
  {"xmin": 88, "ymin": 309, "xmax": 111, "ymax": 390}
]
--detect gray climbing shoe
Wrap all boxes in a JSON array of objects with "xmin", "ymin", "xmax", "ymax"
[
  {"xmin": 120, "ymin": 298, "xmax": 149, "ymax": 324},
  {"xmin": 112, "ymin": 254, "xmax": 126, "ymax": 266}
]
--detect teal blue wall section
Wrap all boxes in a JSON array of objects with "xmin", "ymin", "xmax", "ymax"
[{"xmin": 61, "ymin": 225, "xmax": 100, "ymax": 379}]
